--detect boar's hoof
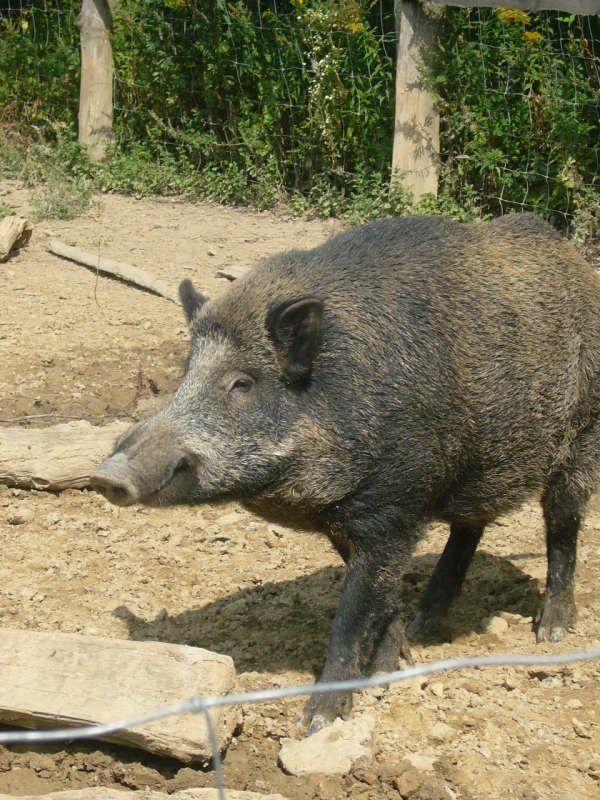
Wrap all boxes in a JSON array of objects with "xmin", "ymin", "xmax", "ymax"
[
  {"xmin": 407, "ymin": 610, "xmax": 452, "ymax": 643},
  {"xmin": 536, "ymin": 592, "xmax": 577, "ymax": 643},
  {"xmin": 300, "ymin": 690, "xmax": 353, "ymax": 735},
  {"xmin": 370, "ymin": 621, "xmax": 414, "ymax": 673}
]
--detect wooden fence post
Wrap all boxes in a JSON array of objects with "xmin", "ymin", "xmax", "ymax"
[
  {"xmin": 78, "ymin": 0, "xmax": 114, "ymax": 162},
  {"xmin": 391, "ymin": 0, "xmax": 440, "ymax": 200}
]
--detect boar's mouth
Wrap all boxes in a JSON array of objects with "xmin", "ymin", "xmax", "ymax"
[
  {"xmin": 143, "ymin": 458, "xmax": 200, "ymax": 506},
  {"xmin": 92, "ymin": 454, "xmax": 199, "ymax": 508}
]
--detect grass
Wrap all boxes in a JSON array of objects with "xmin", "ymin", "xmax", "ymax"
[{"xmin": 0, "ymin": 129, "xmax": 511, "ymax": 228}]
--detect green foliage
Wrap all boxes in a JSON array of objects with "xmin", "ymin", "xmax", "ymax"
[
  {"xmin": 0, "ymin": 201, "xmax": 14, "ymax": 220},
  {"xmin": 425, "ymin": 8, "xmax": 599, "ymax": 223},
  {"xmin": 0, "ymin": 2, "xmax": 80, "ymax": 133},
  {"xmin": 2, "ymin": 133, "xmax": 94, "ymax": 221},
  {"xmin": 0, "ymin": 2, "xmax": 597, "ymax": 228},
  {"xmin": 110, "ymin": 0, "xmax": 395, "ymax": 196}
]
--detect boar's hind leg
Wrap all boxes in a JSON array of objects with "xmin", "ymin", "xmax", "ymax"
[
  {"xmin": 409, "ymin": 521, "xmax": 485, "ymax": 640},
  {"xmin": 538, "ymin": 420, "xmax": 599, "ymax": 643},
  {"xmin": 537, "ymin": 474, "xmax": 585, "ymax": 642}
]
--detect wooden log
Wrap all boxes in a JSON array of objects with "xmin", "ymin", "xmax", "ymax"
[
  {"xmin": 0, "ymin": 790, "xmax": 289, "ymax": 800},
  {"xmin": 0, "ymin": 629, "xmax": 238, "ymax": 763},
  {"xmin": 48, "ymin": 239, "xmax": 179, "ymax": 303},
  {"xmin": 78, "ymin": 0, "xmax": 114, "ymax": 161},
  {"xmin": 391, "ymin": 1, "xmax": 439, "ymax": 200},
  {"xmin": 0, "ymin": 420, "xmax": 129, "ymax": 491},
  {"xmin": 0, "ymin": 215, "xmax": 32, "ymax": 262}
]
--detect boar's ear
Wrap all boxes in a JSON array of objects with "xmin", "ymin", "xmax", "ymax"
[
  {"xmin": 179, "ymin": 279, "xmax": 207, "ymax": 323},
  {"xmin": 266, "ymin": 297, "xmax": 323, "ymax": 384}
]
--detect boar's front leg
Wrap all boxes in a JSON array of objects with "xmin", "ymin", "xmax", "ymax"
[{"xmin": 302, "ymin": 514, "xmax": 419, "ymax": 733}]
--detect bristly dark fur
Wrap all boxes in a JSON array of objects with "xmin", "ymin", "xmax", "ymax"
[{"xmin": 94, "ymin": 213, "xmax": 600, "ymax": 731}]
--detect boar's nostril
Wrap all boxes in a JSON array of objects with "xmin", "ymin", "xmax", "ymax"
[
  {"xmin": 91, "ymin": 473, "xmax": 138, "ymax": 507},
  {"xmin": 173, "ymin": 455, "xmax": 193, "ymax": 477}
]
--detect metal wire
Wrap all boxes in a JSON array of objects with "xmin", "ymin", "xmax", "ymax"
[{"xmin": 1, "ymin": 649, "xmax": 599, "ymax": 800}]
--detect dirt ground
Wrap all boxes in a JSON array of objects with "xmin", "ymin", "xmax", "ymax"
[{"xmin": 0, "ymin": 185, "xmax": 598, "ymax": 800}]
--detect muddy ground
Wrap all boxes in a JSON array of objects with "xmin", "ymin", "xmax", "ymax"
[{"xmin": 0, "ymin": 185, "xmax": 598, "ymax": 800}]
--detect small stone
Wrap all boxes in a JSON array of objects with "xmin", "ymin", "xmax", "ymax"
[
  {"xmin": 566, "ymin": 698, "xmax": 583, "ymax": 710},
  {"xmin": 393, "ymin": 766, "xmax": 423, "ymax": 796},
  {"xmin": 481, "ymin": 615, "xmax": 509, "ymax": 636},
  {"xmin": 278, "ymin": 714, "xmax": 375, "ymax": 776},
  {"xmin": 168, "ymin": 766, "xmax": 202, "ymax": 790},
  {"xmin": 428, "ymin": 722, "xmax": 454, "ymax": 743},
  {"xmin": 572, "ymin": 717, "xmax": 592, "ymax": 739},
  {"xmin": 142, "ymin": 321, "xmax": 152, "ymax": 330},
  {"xmin": 26, "ymin": 753, "xmax": 55, "ymax": 773},
  {"xmin": 113, "ymin": 762, "xmax": 165, "ymax": 790},
  {"xmin": 429, "ymin": 682, "xmax": 444, "ymax": 698},
  {"xmin": 7, "ymin": 508, "xmax": 34, "ymax": 525},
  {"xmin": 404, "ymin": 752, "xmax": 436, "ymax": 772}
]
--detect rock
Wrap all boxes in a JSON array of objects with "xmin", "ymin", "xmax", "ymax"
[
  {"xmin": 572, "ymin": 717, "xmax": 592, "ymax": 739},
  {"xmin": 428, "ymin": 722, "xmax": 455, "ymax": 743},
  {"xmin": 25, "ymin": 753, "xmax": 55, "ymax": 773},
  {"xmin": 392, "ymin": 766, "xmax": 422, "ymax": 796},
  {"xmin": 168, "ymin": 767, "xmax": 202, "ymax": 791},
  {"xmin": 7, "ymin": 508, "xmax": 34, "ymax": 525},
  {"xmin": 114, "ymin": 763, "xmax": 165, "ymax": 790},
  {"xmin": 278, "ymin": 714, "xmax": 375, "ymax": 776},
  {"xmin": 404, "ymin": 752, "xmax": 436, "ymax": 772},
  {"xmin": 481, "ymin": 615, "xmax": 509, "ymax": 636},
  {"xmin": 566, "ymin": 698, "xmax": 583, "ymax": 710},
  {"xmin": 429, "ymin": 682, "xmax": 444, "ymax": 698}
]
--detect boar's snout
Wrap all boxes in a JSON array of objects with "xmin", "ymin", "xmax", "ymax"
[
  {"xmin": 91, "ymin": 414, "xmax": 197, "ymax": 507},
  {"xmin": 91, "ymin": 453, "xmax": 141, "ymax": 507}
]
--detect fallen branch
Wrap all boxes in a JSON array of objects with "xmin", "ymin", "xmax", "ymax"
[
  {"xmin": 0, "ymin": 420, "xmax": 129, "ymax": 491},
  {"xmin": 47, "ymin": 239, "xmax": 179, "ymax": 303},
  {"xmin": 0, "ymin": 215, "xmax": 32, "ymax": 262},
  {"xmin": 216, "ymin": 265, "xmax": 250, "ymax": 281}
]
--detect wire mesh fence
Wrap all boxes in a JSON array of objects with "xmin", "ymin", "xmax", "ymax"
[
  {"xmin": 1, "ymin": 649, "xmax": 599, "ymax": 800},
  {"xmin": 0, "ymin": 2, "xmax": 598, "ymax": 227}
]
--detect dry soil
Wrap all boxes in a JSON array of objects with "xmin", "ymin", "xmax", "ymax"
[{"xmin": 0, "ymin": 185, "xmax": 598, "ymax": 800}]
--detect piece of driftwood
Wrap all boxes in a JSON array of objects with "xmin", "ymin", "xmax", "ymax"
[
  {"xmin": 0, "ymin": 420, "xmax": 129, "ymax": 491},
  {"xmin": 0, "ymin": 629, "xmax": 238, "ymax": 762},
  {"xmin": 216, "ymin": 265, "xmax": 250, "ymax": 282},
  {"xmin": 0, "ymin": 215, "xmax": 32, "ymax": 262},
  {"xmin": 48, "ymin": 239, "xmax": 179, "ymax": 303},
  {"xmin": 0, "ymin": 790, "xmax": 289, "ymax": 800}
]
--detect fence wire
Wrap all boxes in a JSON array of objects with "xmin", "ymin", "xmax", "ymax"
[
  {"xmin": 1, "ymin": 2, "xmax": 598, "ymax": 226},
  {"xmin": 1, "ymin": 649, "xmax": 599, "ymax": 800}
]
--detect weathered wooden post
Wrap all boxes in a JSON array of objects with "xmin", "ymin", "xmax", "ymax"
[
  {"xmin": 391, "ymin": 0, "xmax": 440, "ymax": 200},
  {"xmin": 78, "ymin": 0, "xmax": 114, "ymax": 161}
]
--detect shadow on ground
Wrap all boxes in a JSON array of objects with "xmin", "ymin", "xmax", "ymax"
[{"xmin": 115, "ymin": 551, "xmax": 541, "ymax": 674}]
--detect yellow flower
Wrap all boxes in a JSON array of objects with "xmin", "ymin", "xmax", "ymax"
[
  {"xmin": 262, "ymin": 9, "xmax": 272, "ymax": 18},
  {"xmin": 346, "ymin": 20, "xmax": 365, "ymax": 34},
  {"xmin": 21, "ymin": 19, "xmax": 29, "ymax": 32},
  {"xmin": 496, "ymin": 8, "xmax": 531, "ymax": 26},
  {"xmin": 523, "ymin": 30, "xmax": 544, "ymax": 45}
]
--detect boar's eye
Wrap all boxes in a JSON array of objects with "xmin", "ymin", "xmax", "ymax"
[{"xmin": 227, "ymin": 375, "xmax": 254, "ymax": 395}]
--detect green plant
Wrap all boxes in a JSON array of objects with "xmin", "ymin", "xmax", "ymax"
[
  {"xmin": 0, "ymin": 201, "xmax": 14, "ymax": 220},
  {"xmin": 424, "ymin": 8, "xmax": 599, "ymax": 222}
]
